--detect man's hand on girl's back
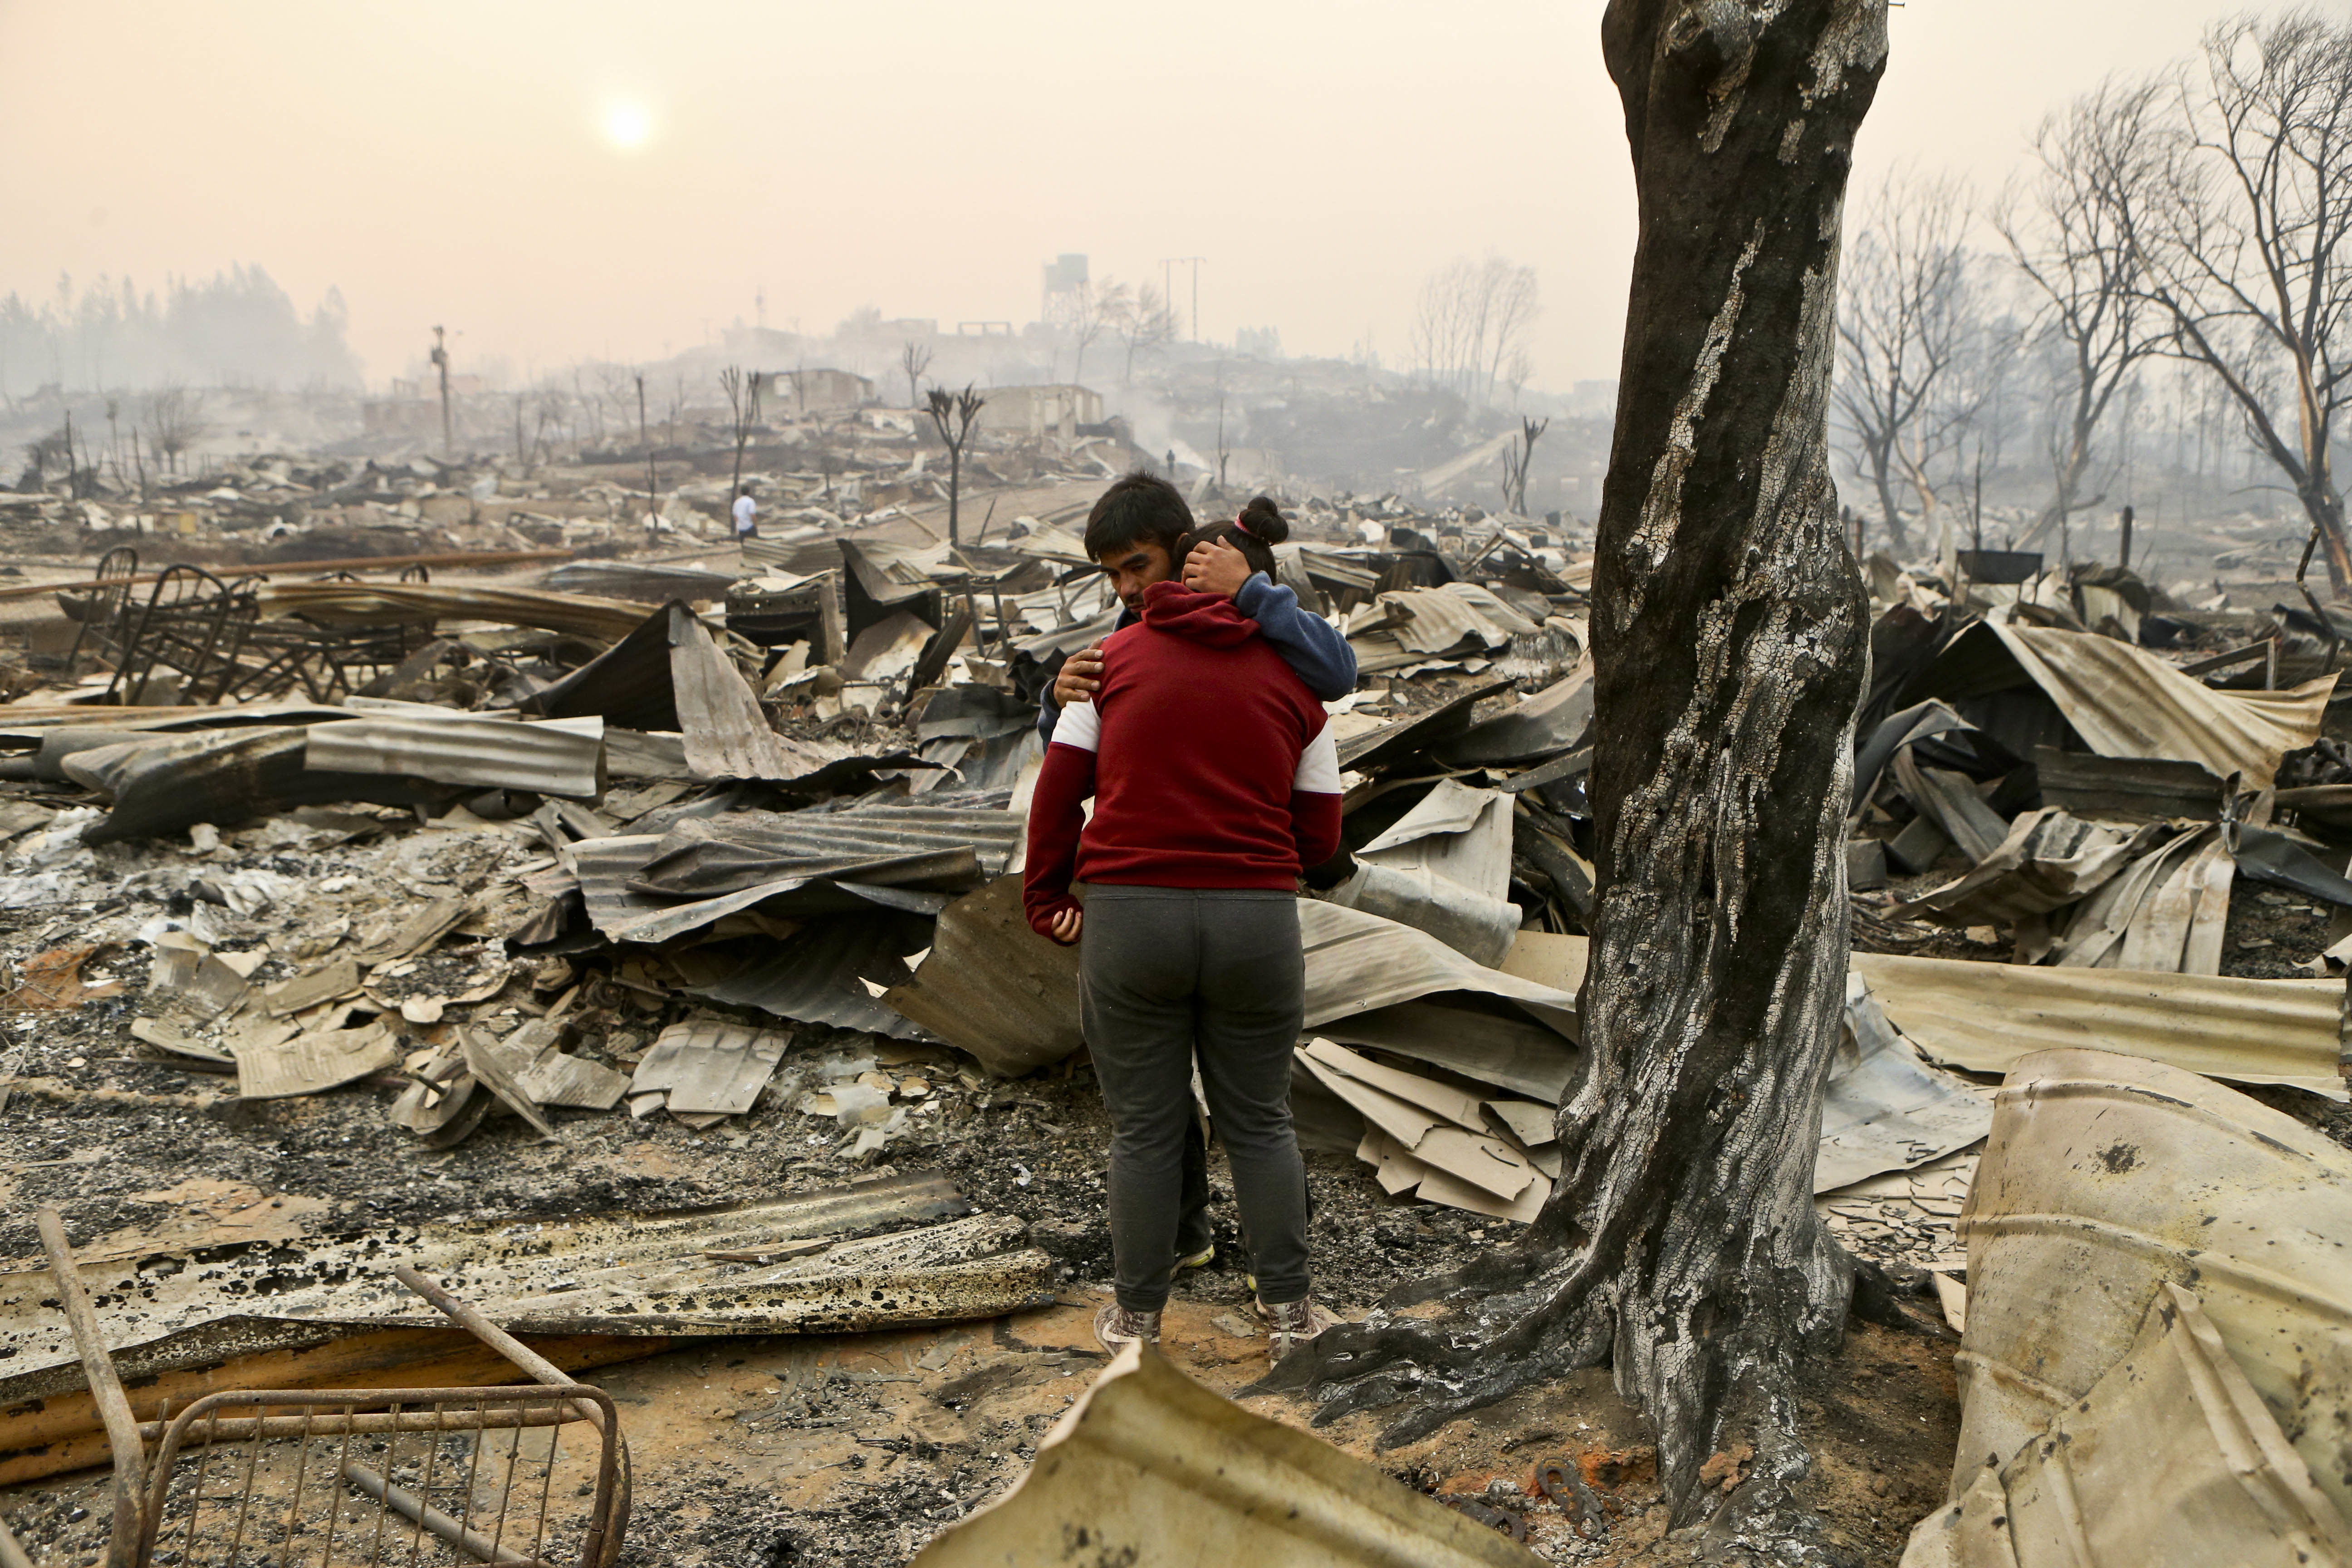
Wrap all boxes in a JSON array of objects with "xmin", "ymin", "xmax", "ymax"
[{"xmin": 1054, "ymin": 642, "xmax": 1106, "ymax": 708}]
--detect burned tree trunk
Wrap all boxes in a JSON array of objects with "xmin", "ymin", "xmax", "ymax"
[{"xmin": 1274, "ymin": 0, "xmax": 1884, "ymax": 1544}]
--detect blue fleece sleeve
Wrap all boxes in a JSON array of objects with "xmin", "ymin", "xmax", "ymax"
[
  {"xmin": 1234, "ymin": 573, "xmax": 1357, "ymax": 701},
  {"xmin": 1036, "ymin": 694, "xmax": 1061, "ymax": 742}
]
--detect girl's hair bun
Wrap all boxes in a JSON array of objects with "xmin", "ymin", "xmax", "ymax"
[{"xmin": 1238, "ymin": 495, "xmax": 1289, "ymax": 545}]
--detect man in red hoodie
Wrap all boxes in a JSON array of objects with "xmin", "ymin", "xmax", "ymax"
[{"xmin": 1025, "ymin": 488, "xmax": 1345, "ymax": 1359}]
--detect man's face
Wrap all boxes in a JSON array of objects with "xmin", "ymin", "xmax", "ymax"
[{"xmin": 1097, "ymin": 538, "xmax": 1176, "ymax": 614}]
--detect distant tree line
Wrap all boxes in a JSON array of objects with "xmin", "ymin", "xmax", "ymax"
[
  {"xmin": 1835, "ymin": 5, "xmax": 2352, "ymax": 588},
  {"xmin": 0, "ymin": 266, "xmax": 363, "ymax": 402}
]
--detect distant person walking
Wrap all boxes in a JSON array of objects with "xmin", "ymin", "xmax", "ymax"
[{"xmin": 731, "ymin": 486, "xmax": 758, "ymax": 540}]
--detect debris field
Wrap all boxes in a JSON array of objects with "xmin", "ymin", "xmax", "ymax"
[{"xmin": 1, "ymin": 445, "xmax": 2349, "ymax": 1567}]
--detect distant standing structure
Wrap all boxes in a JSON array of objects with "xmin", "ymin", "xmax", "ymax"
[{"xmin": 1041, "ymin": 254, "xmax": 1088, "ymax": 332}]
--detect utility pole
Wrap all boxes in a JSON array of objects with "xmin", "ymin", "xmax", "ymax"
[
  {"xmin": 430, "ymin": 326, "xmax": 453, "ymax": 458},
  {"xmin": 1161, "ymin": 257, "xmax": 1206, "ymax": 340},
  {"xmin": 637, "ymin": 373, "xmax": 657, "ymax": 543}
]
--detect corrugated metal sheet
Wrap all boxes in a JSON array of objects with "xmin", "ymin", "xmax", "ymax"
[
  {"xmin": 255, "ymin": 581, "xmax": 651, "ymax": 641},
  {"xmin": 1299, "ymin": 901, "xmax": 1579, "ymax": 1102},
  {"xmin": 70, "ymin": 727, "xmax": 452, "ymax": 845},
  {"xmin": 0, "ymin": 1173, "xmax": 1050, "ymax": 1406},
  {"xmin": 571, "ymin": 833, "xmax": 972, "ymax": 944},
  {"xmin": 683, "ymin": 911, "xmax": 932, "ymax": 1040},
  {"xmin": 541, "ymin": 560, "xmax": 739, "ymax": 603},
  {"xmin": 652, "ymin": 804, "xmax": 1021, "ymax": 879},
  {"xmin": 1337, "ymin": 679, "xmax": 1512, "ymax": 772},
  {"xmin": 1950, "ymin": 1049, "xmax": 2352, "ymax": 1528},
  {"xmin": 669, "ymin": 608, "xmax": 837, "ymax": 780},
  {"xmin": 1436, "ymin": 662, "xmax": 1594, "ymax": 766},
  {"xmin": 1378, "ymin": 582, "xmax": 1537, "ymax": 655},
  {"xmin": 883, "ymin": 875, "xmax": 1085, "ymax": 1077},
  {"xmin": 1908, "ymin": 621, "xmax": 2335, "ymax": 787},
  {"xmin": 914, "ymin": 1342, "xmax": 1539, "ymax": 1568},
  {"xmin": 303, "ymin": 714, "xmax": 604, "ymax": 798},
  {"xmin": 1502, "ymin": 933, "xmax": 2344, "ymax": 1099},
  {"xmin": 525, "ymin": 599, "xmax": 683, "ymax": 729}
]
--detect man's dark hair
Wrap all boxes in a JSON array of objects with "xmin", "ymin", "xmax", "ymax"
[{"xmin": 1083, "ymin": 469, "xmax": 1194, "ymax": 561}]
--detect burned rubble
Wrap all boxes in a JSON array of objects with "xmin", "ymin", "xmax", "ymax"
[{"xmin": 0, "ymin": 431, "xmax": 2349, "ymax": 1568}]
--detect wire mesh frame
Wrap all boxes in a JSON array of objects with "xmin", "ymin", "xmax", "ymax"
[
  {"xmin": 219, "ymin": 566, "xmax": 444, "ymax": 703},
  {"xmin": 104, "ymin": 564, "xmax": 259, "ymax": 706},
  {"xmin": 64, "ymin": 547, "xmax": 142, "ymax": 677},
  {"xmin": 134, "ymin": 1385, "xmax": 622, "ymax": 1568}
]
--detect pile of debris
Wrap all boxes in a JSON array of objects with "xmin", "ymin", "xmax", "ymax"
[{"xmin": 6, "ymin": 484, "xmax": 2352, "ymax": 1562}]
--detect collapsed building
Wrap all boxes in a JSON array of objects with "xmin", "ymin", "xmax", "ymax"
[{"xmin": 0, "ymin": 429, "xmax": 2348, "ymax": 1565}]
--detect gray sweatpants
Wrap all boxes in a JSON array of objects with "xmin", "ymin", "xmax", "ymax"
[{"xmin": 1079, "ymin": 885, "xmax": 1312, "ymax": 1313}]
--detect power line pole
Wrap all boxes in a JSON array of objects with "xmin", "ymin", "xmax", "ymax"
[
  {"xmin": 430, "ymin": 326, "xmax": 453, "ymax": 458},
  {"xmin": 1161, "ymin": 257, "xmax": 1205, "ymax": 341}
]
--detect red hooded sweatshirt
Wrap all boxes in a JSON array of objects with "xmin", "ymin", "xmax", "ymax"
[{"xmin": 1024, "ymin": 580, "xmax": 1343, "ymax": 936}]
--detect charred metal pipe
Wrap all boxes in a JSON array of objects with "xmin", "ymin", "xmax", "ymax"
[
  {"xmin": 341, "ymin": 1462, "xmax": 547, "ymax": 1568},
  {"xmin": 36, "ymin": 1208, "xmax": 142, "ymax": 1568}
]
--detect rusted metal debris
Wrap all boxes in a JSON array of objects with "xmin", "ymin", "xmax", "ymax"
[{"xmin": 32, "ymin": 1208, "xmax": 629, "ymax": 1568}]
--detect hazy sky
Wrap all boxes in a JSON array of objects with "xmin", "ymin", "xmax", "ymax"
[{"xmin": 0, "ymin": 0, "xmax": 2262, "ymax": 392}]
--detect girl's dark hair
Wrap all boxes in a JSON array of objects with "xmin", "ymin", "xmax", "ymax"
[
  {"xmin": 1179, "ymin": 495, "xmax": 1288, "ymax": 581},
  {"xmin": 1083, "ymin": 470, "xmax": 1196, "ymax": 561}
]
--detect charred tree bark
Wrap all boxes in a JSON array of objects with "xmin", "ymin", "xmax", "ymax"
[{"xmin": 1269, "ymin": 0, "xmax": 1884, "ymax": 1548}]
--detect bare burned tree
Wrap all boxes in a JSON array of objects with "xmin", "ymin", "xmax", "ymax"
[
  {"xmin": 720, "ymin": 365, "xmax": 763, "ymax": 500},
  {"xmin": 1114, "ymin": 282, "xmax": 1180, "ymax": 384},
  {"xmin": 1998, "ymin": 79, "xmax": 2166, "ymax": 550},
  {"xmin": 1412, "ymin": 255, "xmax": 1542, "ymax": 406},
  {"xmin": 147, "ymin": 384, "xmax": 203, "ymax": 476},
  {"xmin": 899, "ymin": 341, "xmax": 933, "ymax": 408},
  {"xmin": 925, "ymin": 383, "xmax": 986, "ymax": 547},
  {"xmin": 1275, "ymin": 0, "xmax": 1884, "ymax": 1545},
  {"xmin": 1832, "ymin": 171, "xmax": 1977, "ymax": 554},
  {"xmin": 1499, "ymin": 415, "xmax": 1550, "ymax": 514},
  {"xmin": 1067, "ymin": 279, "xmax": 1127, "ymax": 387},
  {"xmin": 2123, "ymin": 10, "xmax": 2352, "ymax": 592}
]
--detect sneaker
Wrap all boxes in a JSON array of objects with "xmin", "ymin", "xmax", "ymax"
[
  {"xmin": 1257, "ymin": 1295, "xmax": 1340, "ymax": 1359},
  {"xmin": 1176, "ymin": 1241, "xmax": 1216, "ymax": 1271},
  {"xmin": 1093, "ymin": 1303, "xmax": 1162, "ymax": 1353}
]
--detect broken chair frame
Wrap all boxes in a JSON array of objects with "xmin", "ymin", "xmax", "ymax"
[
  {"xmin": 228, "ymin": 565, "xmax": 441, "ymax": 703},
  {"xmin": 103, "ymin": 564, "xmax": 260, "ymax": 707},
  {"xmin": 62, "ymin": 548, "xmax": 142, "ymax": 679},
  {"xmin": 102, "ymin": 564, "xmax": 448, "ymax": 706},
  {"xmin": 31, "ymin": 1211, "xmax": 630, "ymax": 1568}
]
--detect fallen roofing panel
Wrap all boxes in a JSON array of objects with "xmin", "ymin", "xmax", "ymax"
[
  {"xmin": 912, "ymin": 1341, "xmax": 1539, "ymax": 1568},
  {"xmin": 1502, "ymin": 933, "xmax": 2342, "ymax": 1099},
  {"xmin": 1336, "ymin": 680, "xmax": 1514, "ymax": 773},
  {"xmin": 630, "ymin": 1017, "xmax": 791, "ymax": 1116},
  {"xmin": 1328, "ymin": 779, "xmax": 1519, "ymax": 965},
  {"xmin": 0, "ymin": 1173, "xmax": 1039, "ymax": 1420},
  {"xmin": 629, "ymin": 804, "xmax": 1019, "ymax": 895},
  {"xmin": 1435, "ymin": 661, "xmax": 1593, "ymax": 767},
  {"xmin": 670, "ymin": 608, "xmax": 841, "ymax": 781},
  {"xmin": 1946, "ymin": 1048, "xmax": 2352, "ymax": 1524},
  {"xmin": 1907, "ymin": 1282, "xmax": 2352, "ymax": 1568},
  {"xmin": 255, "ymin": 580, "xmax": 651, "ymax": 641},
  {"xmin": 67, "ymin": 727, "xmax": 452, "ymax": 844},
  {"xmin": 1300, "ymin": 902, "xmax": 1579, "ymax": 1102},
  {"xmin": 1815, "ymin": 973, "xmax": 1991, "ymax": 1194},
  {"xmin": 884, "ymin": 874, "xmax": 1085, "ymax": 1077},
  {"xmin": 1854, "ymin": 951, "xmax": 2342, "ymax": 1097},
  {"xmin": 1909, "ymin": 620, "xmax": 2334, "ymax": 786},
  {"xmin": 681, "ymin": 912, "xmax": 930, "ymax": 1040},
  {"xmin": 1892, "ymin": 809, "xmax": 2169, "ymax": 925},
  {"xmin": 303, "ymin": 714, "xmax": 605, "ymax": 799}
]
